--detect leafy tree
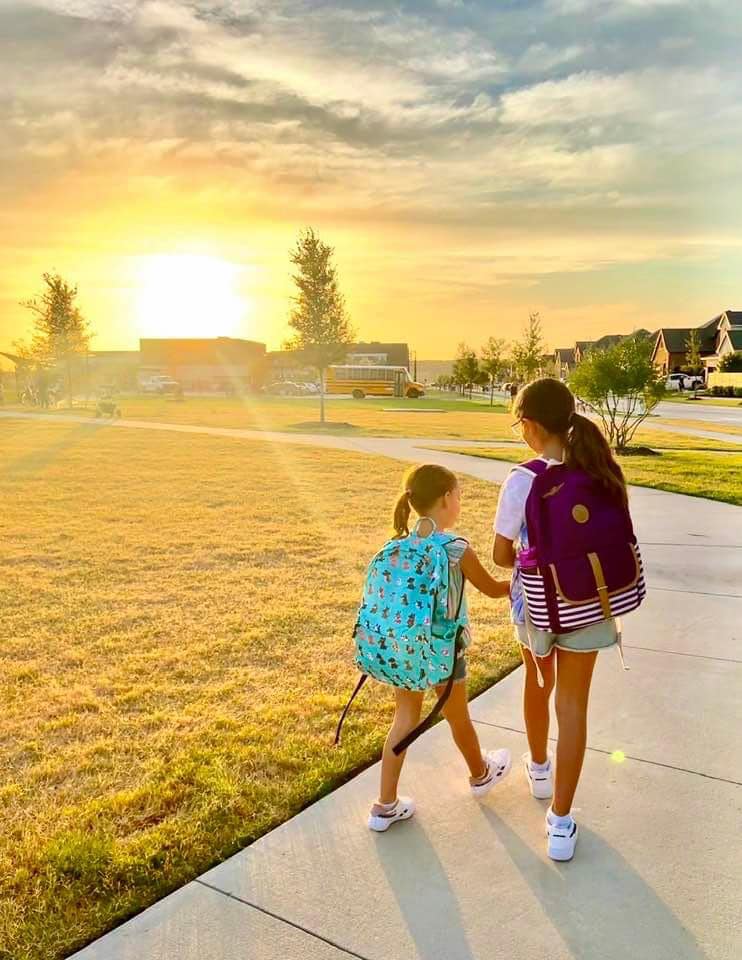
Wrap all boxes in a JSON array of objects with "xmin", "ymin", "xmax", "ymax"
[
  {"xmin": 569, "ymin": 334, "xmax": 666, "ymax": 451},
  {"xmin": 684, "ymin": 328, "xmax": 703, "ymax": 375},
  {"xmin": 480, "ymin": 336, "xmax": 508, "ymax": 406},
  {"xmin": 286, "ymin": 228, "xmax": 354, "ymax": 423},
  {"xmin": 452, "ymin": 343, "xmax": 479, "ymax": 398},
  {"xmin": 15, "ymin": 273, "xmax": 91, "ymax": 403},
  {"xmin": 511, "ymin": 312, "xmax": 545, "ymax": 382},
  {"xmin": 718, "ymin": 351, "xmax": 742, "ymax": 372}
]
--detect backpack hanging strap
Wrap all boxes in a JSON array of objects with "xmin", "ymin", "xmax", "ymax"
[
  {"xmin": 334, "ymin": 673, "xmax": 367, "ymax": 746},
  {"xmin": 392, "ymin": 565, "xmax": 467, "ymax": 756},
  {"xmin": 391, "ymin": 628, "xmax": 463, "ymax": 756}
]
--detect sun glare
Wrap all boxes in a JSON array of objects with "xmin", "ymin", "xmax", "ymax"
[{"xmin": 135, "ymin": 254, "xmax": 249, "ymax": 339}]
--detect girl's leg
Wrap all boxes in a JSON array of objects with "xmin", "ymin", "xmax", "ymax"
[
  {"xmin": 553, "ymin": 648, "xmax": 598, "ymax": 816},
  {"xmin": 521, "ymin": 646, "xmax": 556, "ymax": 764},
  {"xmin": 434, "ymin": 680, "xmax": 487, "ymax": 779},
  {"xmin": 378, "ymin": 688, "xmax": 424, "ymax": 805}
]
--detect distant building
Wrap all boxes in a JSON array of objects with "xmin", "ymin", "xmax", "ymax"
[
  {"xmin": 139, "ymin": 337, "xmax": 267, "ymax": 392},
  {"xmin": 651, "ymin": 312, "xmax": 741, "ymax": 376},
  {"xmin": 554, "ymin": 348, "xmax": 576, "ymax": 378},
  {"xmin": 573, "ymin": 340, "xmax": 595, "ymax": 365},
  {"xmin": 269, "ymin": 341, "xmax": 411, "ymax": 381}
]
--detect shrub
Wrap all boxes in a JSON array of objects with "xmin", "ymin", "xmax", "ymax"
[{"xmin": 734, "ymin": 387, "xmax": 742, "ymax": 398}]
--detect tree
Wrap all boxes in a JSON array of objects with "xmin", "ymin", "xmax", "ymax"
[
  {"xmin": 684, "ymin": 328, "xmax": 704, "ymax": 397},
  {"xmin": 16, "ymin": 273, "xmax": 91, "ymax": 404},
  {"xmin": 511, "ymin": 312, "xmax": 545, "ymax": 382},
  {"xmin": 286, "ymin": 229, "xmax": 354, "ymax": 423},
  {"xmin": 719, "ymin": 351, "xmax": 742, "ymax": 372},
  {"xmin": 569, "ymin": 334, "xmax": 666, "ymax": 451},
  {"xmin": 684, "ymin": 329, "xmax": 703, "ymax": 375},
  {"xmin": 452, "ymin": 343, "xmax": 479, "ymax": 398},
  {"xmin": 480, "ymin": 336, "xmax": 507, "ymax": 406}
]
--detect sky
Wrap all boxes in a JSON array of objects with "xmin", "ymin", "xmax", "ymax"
[{"xmin": 1, "ymin": 0, "xmax": 741, "ymax": 358}]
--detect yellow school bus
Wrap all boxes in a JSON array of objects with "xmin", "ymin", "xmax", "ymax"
[{"xmin": 326, "ymin": 365, "xmax": 425, "ymax": 399}]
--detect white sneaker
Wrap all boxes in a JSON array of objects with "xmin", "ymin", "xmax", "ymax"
[
  {"xmin": 545, "ymin": 808, "xmax": 578, "ymax": 861},
  {"xmin": 470, "ymin": 748, "xmax": 512, "ymax": 798},
  {"xmin": 523, "ymin": 753, "xmax": 554, "ymax": 800},
  {"xmin": 368, "ymin": 796, "xmax": 416, "ymax": 832}
]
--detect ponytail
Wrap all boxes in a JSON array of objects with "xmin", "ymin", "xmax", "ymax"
[
  {"xmin": 566, "ymin": 413, "xmax": 628, "ymax": 508},
  {"xmin": 515, "ymin": 378, "xmax": 628, "ymax": 507},
  {"xmin": 391, "ymin": 464, "xmax": 458, "ymax": 538},
  {"xmin": 393, "ymin": 490, "xmax": 412, "ymax": 537}
]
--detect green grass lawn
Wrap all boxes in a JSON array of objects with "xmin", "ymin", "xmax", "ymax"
[
  {"xmin": 7, "ymin": 393, "xmax": 742, "ymax": 452},
  {"xmin": 0, "ymin": 420, "xmax": 519, "ymax": 960},
  {"xmin": 660, "ymin": 394, "xmax": 742, "ymax": 407},
  {"xmin": 435, "ymin": 445, "xmax": 742, "ymax": 506}
]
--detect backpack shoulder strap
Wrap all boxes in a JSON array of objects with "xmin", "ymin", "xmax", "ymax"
[{"xmin": 516, "ymin": 458, "xmax": 549, "ymax": 477}]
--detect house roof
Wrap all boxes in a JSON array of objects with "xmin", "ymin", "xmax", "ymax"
[
  {"xmin": 555, "ymin": 348, "xmax": 575, "ymax": 363},
  {"xmin": 721, "ymin": 310, "xmax": 742, "ymax": 328},
  {"xmin": 658, "ymin": 327, "xmax": 717, "ymax": 354},
  {"xmin": 724, "ymin": 328, "xmax": 742, "ymax": 350}
]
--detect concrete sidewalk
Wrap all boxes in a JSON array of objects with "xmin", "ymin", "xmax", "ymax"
[{"xmin": 60, "ymin": 420, "xmax": 742, "ymax": 960}]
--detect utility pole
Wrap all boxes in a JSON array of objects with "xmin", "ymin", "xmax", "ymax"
[{"xmin": 413, "ymin": 350, "xmax": 417, "ymax": 381}]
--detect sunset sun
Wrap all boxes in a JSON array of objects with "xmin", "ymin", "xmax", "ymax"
[{"xmin": 135, "ymin": 254, "xmax": 249, "ymax": 339}]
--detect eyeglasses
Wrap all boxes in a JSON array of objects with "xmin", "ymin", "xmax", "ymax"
[{"xmin": 511, "ymin": 418, "xmax": 524, "ymax": 439}]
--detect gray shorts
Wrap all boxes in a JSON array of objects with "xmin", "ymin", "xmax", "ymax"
[
  {"xmin": 453, "ymin": 648, "xmax": 467, "ymax": 683},
  {"xmin": 515, "ymin": 619, "xmax": 618, "ymax": 658}
]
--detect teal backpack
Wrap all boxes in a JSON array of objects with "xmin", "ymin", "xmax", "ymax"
[{"xmin": 335, "ymin": 521, "xmax": 468, "ymax": 754}]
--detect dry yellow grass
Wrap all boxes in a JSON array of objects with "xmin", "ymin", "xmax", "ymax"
[
  {"xmin": 0, "ymin": 419, "xmax": 518, "ymax": 959},
  {"xmin": 10, "ymin": 394, "xmax": 742, "ymax": 452}
]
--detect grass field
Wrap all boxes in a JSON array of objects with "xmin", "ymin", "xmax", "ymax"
[
  {"xmin": 7, "ymin": 393, "xmax": 742, "ymax": 453},
  {"xmin": 436, "ymin": 446, "xmax": 742, "ymax": 506},
  {"xmin": 0, "ymin": 419, "xmax": 519, "ymax": 960},
  {"xmin": 654, "ymin": 417, "xmax": 742, "ymax": 438}
]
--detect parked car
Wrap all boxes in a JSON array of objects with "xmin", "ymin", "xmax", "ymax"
[
  {"xmin": 140, "ymin": 375, "xmax": 182, "ymax": 395},
  {"xmin": 666, "ymin": 372, "xmax": 704, "ymax": 391}
]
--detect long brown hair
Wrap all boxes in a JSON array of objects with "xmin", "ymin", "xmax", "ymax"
[
  {"xmin": 392, "ymin": 464, "xmax": 458, "ymax": 537},
  {"xmin": 514, "ymin": 378, "xmax": 627, "ymax": 507}
]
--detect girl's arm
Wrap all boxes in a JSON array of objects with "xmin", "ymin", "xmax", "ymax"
[
  {"xmin": 461, "ymin": 546, "xmax": 510, "ymax": 598},
  {"xmin": 492, "ymin": 533, "xmax": 516, "ymax": 569}
]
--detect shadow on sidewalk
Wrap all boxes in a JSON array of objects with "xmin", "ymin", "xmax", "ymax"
[
  {"xmin": 480, "ymin": 808, "xmax": 707, "ymax": 960},
  {"xmin": 374, "ymin": 819, "xmax": 474, "ymax": 960}
]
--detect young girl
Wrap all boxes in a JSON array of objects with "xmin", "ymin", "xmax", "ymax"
[
  {"xmin": 493, "ymin": 377, "xmax": 629, "ymax": 861},
  {"xmin": 369, "ymin": 463, "xmax": 512, "ymax": 832}
]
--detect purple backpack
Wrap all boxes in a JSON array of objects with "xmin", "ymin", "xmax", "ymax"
[{"xmin": 517, "ymin": 459, "xmax": 646, "ymax": 634}]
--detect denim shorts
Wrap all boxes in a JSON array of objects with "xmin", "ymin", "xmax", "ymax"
[{"xmin": 515, "ymin": 618, "xmax": 618, "ymax": 658}]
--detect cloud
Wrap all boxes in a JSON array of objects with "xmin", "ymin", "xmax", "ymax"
[{"xmin": 1, "ymin": 0, "xmax": 741, "ymax": 353}]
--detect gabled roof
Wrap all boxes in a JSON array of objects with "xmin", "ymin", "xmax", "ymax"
[
  {"xmin": 555, "ymin": 347, "xmax": 576, "ymax": 363},
  {"xmin": 656, "ymin": 326, "xmax": 717, "ymax": 354},
  {"xmin": 720, "ymin": 310, "xmax": 742, "ymax": 328},
  {"xmin": 723, "ymin": 328, "xmax": 742, "ymax": 350}
]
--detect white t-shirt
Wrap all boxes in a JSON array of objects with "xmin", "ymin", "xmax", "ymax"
[{"xmin": 493, "ymin": 458, "xmax": 561, "ymax": 624}]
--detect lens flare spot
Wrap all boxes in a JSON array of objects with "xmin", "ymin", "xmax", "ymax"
[{"xmin": 611, "ymin": 750, "xmax": 626, "ymax": 764}]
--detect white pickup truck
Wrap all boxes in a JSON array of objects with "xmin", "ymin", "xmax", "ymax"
[
  {"xmin": 666, "ymin": 372, "xmax": 704, "ymax": 391},
  {"xmin": 140, "ymin": 375, "xmax": 181, "ymax": 394}
]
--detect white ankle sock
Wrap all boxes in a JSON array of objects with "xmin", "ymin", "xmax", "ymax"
[
  {"xmin": 530, "ymin": 758, "xmax": 550, "ymax": 772},
  {"xmin": 548, "ymin": 808, "xmax": 572, "ymax": 828}
]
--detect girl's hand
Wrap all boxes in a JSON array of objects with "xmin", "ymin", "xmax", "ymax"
[{"xmin": 461, "ymin": 546, "xmax": 510, "ymax": 598}]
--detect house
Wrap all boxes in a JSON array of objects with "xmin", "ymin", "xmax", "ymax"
[
  {"xmin": 139, "ymin": 337, "xmax": 267, "ymax": 392},
  {"xmin": 651, "ymin": 311, "xmax": 741, "ymax": 376},
  {"xmin": 573, "ymin": 341, "xmax": 595, "ymax": 364},
  {"xmin": 554, "ymin": 348, "xmax": 576, "ymax": 378}
]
